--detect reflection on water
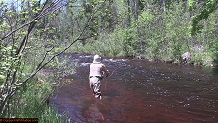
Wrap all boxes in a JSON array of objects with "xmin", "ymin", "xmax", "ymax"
[{"xmin": 51, "ymin": 54, "xmax": 218, "ymax": 123}]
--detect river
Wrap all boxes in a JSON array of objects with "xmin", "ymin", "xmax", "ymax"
[{"xmin": 50, "ymin": 53, "xmax": 218, "ymax": 123}]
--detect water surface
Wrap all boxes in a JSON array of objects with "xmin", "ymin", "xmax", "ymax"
[{"xmin": 51, "ymin": 54, "xmax": 218, "ymax": 123}]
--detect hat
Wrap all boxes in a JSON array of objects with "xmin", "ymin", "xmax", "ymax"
[{"xmin": 93, "ymin": 55, "xmax": 101, "ymax": 63}]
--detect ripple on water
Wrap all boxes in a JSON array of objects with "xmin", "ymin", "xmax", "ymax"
[{"xmin": 51, "ymin": 54, "xmax": 218, "ymax": 123}]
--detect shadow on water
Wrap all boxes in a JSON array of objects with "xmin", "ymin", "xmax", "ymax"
[{"xmin": 51, "ymin": 53, "xmax": 218, "ymax": 123}]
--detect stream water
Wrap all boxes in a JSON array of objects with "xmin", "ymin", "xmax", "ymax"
[{"xmin": 51, "ymin": 53, "xmax": 218, "ymax": 123}]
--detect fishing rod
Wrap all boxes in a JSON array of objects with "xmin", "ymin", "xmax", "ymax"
[
  {"xmin": 104, "ymin": 64, "xmax": 127, "ymax": 91},
  {"xmin": 103, "ymin": 58, "xmax": 135, "ymax": 90},
  {"xmin": 109, "ymin": 66, "xmax": 122, "ymax": 77}
]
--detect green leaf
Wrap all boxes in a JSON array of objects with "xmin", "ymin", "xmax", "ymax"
[{"xmin": 0, "ymin": 75, "xmax": 5, "ymax": 79}]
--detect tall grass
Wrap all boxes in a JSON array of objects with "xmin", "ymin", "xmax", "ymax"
[{"xmin": 10, "ymin": 77, "xmax": 71, "ymax": 123}]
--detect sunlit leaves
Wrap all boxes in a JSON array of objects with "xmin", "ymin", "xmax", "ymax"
[
  {"xmin": 0, "ymin": 22, "xmax": 9, "ymax": 29},
  {"xmin": 188, "ymin": 0, "xmax": 218, "ymax": 35},
  {"xmin": 0, "ymin": 45, "xmax": 20, "ymax": 83},
  {"xmin": 0, "ymin": 0, "xmax": 67, "ymax": 118},
  {"xmin": 188, "ymin": 0, "xmax": 197, "ymax": 11},
  {"xmin": 0, "ymin": 75, "xmax": 5, "ymax": 80}
]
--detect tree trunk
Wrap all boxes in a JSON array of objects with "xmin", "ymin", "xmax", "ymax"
[
  {"xmin": 162, "ymin": 0, "xmax": 166, "ymax": 12},
  {"xmin": 133, "ymin": 0, "xmax": 139, "ymax": 21},
  {"xmin": 127, "ymin": 0, "xmax": 131, "ymax": 27}
]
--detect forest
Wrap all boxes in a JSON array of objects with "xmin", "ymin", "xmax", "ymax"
[{"xmin": 0, "ymin": 0, "xmax": 218, "ymax": 122}]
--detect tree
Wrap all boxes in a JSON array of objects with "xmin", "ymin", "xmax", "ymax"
[
  {"xmin": 0, "ymin": 0, "xmax": 97, "ymax": 117},
  {"xmin": 188, "ymin": 0, "xmax": 218, "ymax": 35}
]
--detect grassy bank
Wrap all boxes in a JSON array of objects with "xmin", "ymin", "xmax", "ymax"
[{"xmin": 9, "ymin": 77, "xmax": 70, "ymax": 123}]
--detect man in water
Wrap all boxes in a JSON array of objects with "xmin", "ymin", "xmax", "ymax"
[{"xmin": 89, "ymin": 55, "xmax": 110, "ymax": 99}]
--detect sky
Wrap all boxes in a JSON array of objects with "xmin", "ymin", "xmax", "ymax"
[
  {"xmin": 0, "ymin": 0, "xmax": 46, "ymax": 9},
  {"xmin": 1, "ymin": 0, "xmax": 46, "ymax": 3},
  {"xmin": 0, "ymin": 0, "xmax": 45, "ymax": 4},
  {"xmin": 1, "ymin": 0, "xmax": 12, "ymax": 3},
  {"xmin": 1, "ymin": 0, "xmax": 19, "ymax": 6}
]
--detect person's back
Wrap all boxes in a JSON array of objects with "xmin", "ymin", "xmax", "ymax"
[
  {"xmin": 89, "ymin": 55, "xmax": 109, "ymax": 99},
  {"xmin": 89, "ymin": 63, "xmax": 108, "ymax": 78},
  {"xmin": 89, "ymin": 63, "xmax": 103, "ymax": 77}
]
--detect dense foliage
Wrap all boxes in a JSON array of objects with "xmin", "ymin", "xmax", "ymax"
[
  {"xmin": 188, "ymin": 0, "xmax": 218, "ymax": 35},
  {"xmin": 69, "ymin": 0, "xmax": 218, "ymax": 66}
]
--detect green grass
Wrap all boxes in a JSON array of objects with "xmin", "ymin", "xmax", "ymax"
[{"xmin": 10, "ymin": 78, "xmax": 71, "ymax": 123}]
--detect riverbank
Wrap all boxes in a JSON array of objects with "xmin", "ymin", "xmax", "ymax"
[
  {"xmin": 8, "ymin": 76, "xmax": 70, "ymax": 123},
  {"xmin": 58, "ymin": 51, "xmax": 218, "ymax": 69},
  {"xmin": 55, "ymin": 33, "xmax": 217, "ymax": 68}
]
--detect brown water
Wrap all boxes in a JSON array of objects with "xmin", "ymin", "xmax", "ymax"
[{"xmin": 51, "ymin": 53, "xmax": 218, "ymax": 123}]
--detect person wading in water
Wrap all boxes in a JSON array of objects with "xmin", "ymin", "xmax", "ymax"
[{"xmin": 89, "ymin": 55, "xmax": 110, "ymax": 99}]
